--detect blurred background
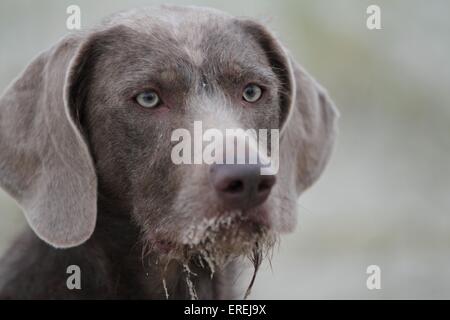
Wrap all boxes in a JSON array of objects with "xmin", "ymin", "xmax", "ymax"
[{"xmin": 1, "ymin": 0, "xmax": 449, "ymax": 299}]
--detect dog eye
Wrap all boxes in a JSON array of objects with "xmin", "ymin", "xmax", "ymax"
[
  {"xmin": 136, "ymin": 91, "xmax": 160, "ymax": 108},
  {"xmin": 243, "ymin": 84, "xmax": 262, "ymax": 103}
]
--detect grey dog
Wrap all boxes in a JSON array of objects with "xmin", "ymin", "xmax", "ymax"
[{"xmin": 0, "ymin": 5, "xmax": 338, "ymax": 299}]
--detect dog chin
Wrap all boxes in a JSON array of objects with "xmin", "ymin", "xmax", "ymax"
[{"xmin": 151, "ymin": 215, "xmax": 277, "ymax": 269}]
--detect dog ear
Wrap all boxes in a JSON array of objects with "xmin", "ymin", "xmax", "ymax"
[
  {"xmin": 0, "ymin": 31, "xmax": 103, "ymax": 248},
  {"xmin": 236, "ymin": 19, "xmax": 339, "ymax": 194},
  {"xmin": 283, "ymin": 61, "xmax": 339, "ymax": 193}
]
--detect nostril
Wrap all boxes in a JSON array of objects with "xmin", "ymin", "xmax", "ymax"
[
  {"xmin": 257, "ymin": 180, "xmax": 271, "ymax": 192},
  {"xmin": 257, "ymin": 176, "xmax": 276, "ymax": 194},
  {"xmin": 224, "ymin": 180, "xmax": 244, "ymax": 194}
]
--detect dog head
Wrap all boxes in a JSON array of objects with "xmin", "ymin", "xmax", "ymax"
[{"xmin": 0, "ymin": 6, "xmax": 338, "ymax": 268}]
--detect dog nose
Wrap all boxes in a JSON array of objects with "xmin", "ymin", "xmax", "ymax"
[{"xmin": 209, "ymin": 164, "xmax": 276, "ymax": 210}]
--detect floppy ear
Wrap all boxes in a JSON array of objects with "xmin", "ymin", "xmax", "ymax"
[
  {"xmin": 283, "ymin": 61, "xmax": 339, "ymax": 193},
  {"xmin": 0, "ymin": 33, "xmax": 98, "ymax": 248},
  {"xmin": 236, "ymin": 19, "xmax": 339, "ymax": 195}
]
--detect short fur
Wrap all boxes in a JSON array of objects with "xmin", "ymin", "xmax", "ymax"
[{"xmin": 0, "ymin": 5, "xmax": 338, "ymax": 299}]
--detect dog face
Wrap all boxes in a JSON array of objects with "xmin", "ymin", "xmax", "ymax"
[{"xmin": 0, "ymin": 6, "xmax": 338, "ymax": 267}]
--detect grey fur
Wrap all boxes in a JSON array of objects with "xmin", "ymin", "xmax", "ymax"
[{"xmin": 0, "ymin": 5, "xmax": 338, "ymax": 299}]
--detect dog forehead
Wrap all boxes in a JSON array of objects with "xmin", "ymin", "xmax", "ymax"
[
  {"xmin": 102, "ymin": 5, "xmax": 231, "ymax": 33},
  {"xmin": 99, "ymin": 6, "xmax": 242, "ymax": 66}
]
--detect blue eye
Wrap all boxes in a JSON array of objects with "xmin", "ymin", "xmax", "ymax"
[
  {"xmin": 136, "ymin": 91, "xmax": 160, "ymax": 108},
  {"xmin": 243, "ymin": 84, "xmax": 262, "ymax": 103}
]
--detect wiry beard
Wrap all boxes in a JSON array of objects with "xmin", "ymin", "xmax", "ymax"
[{"xmin": 141, "ymin": 211, "xmax": 278, "ymax": 299}]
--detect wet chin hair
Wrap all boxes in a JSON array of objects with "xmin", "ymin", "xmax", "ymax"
[{"xmin": 144, "ymin": 216, "xmax": 277, "ymax": 299}]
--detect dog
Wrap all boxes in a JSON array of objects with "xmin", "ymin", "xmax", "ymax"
[{"xmin": 0, "ymin": 5, "xmax": 338, "ymax": 299}]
